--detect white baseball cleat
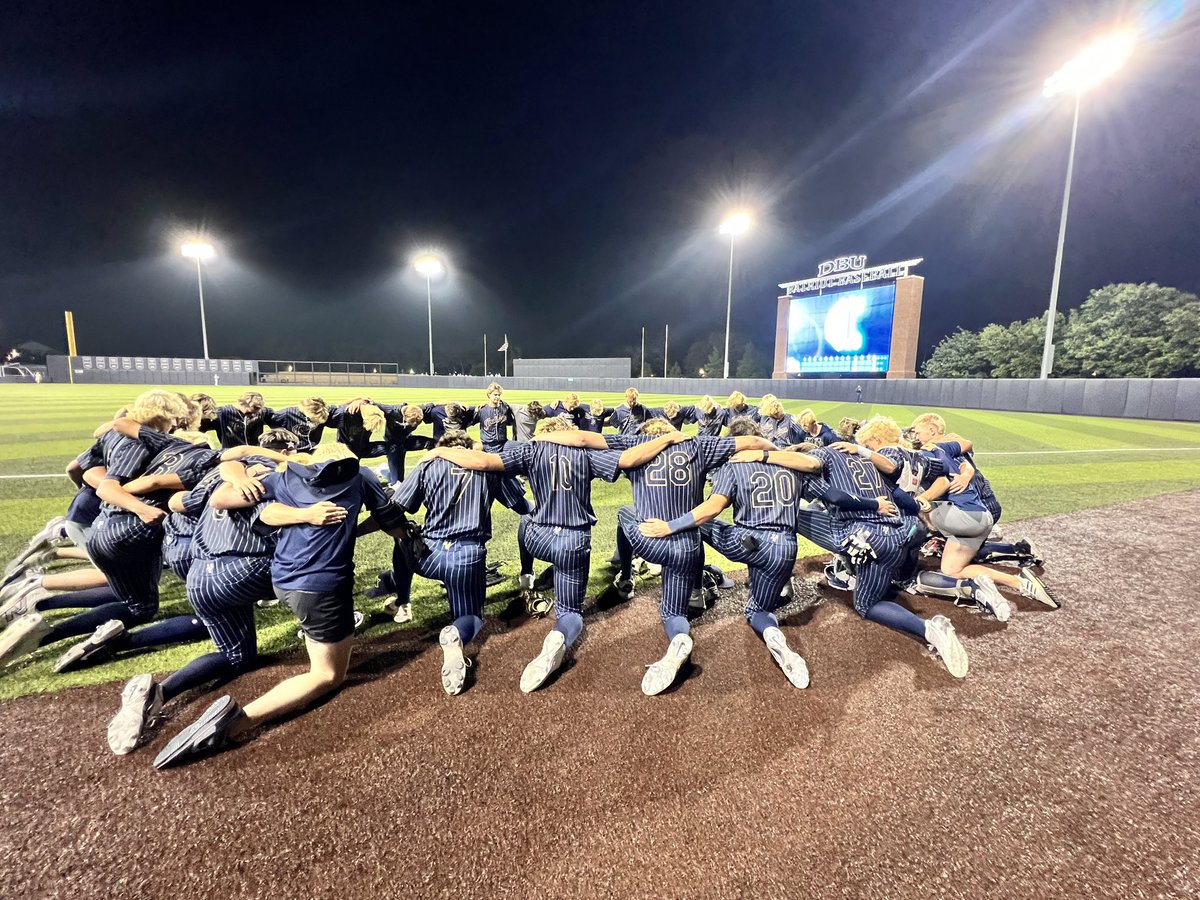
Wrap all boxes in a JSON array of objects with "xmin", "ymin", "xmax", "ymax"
[
  {"xmin": 0, "ymin": 571, "xmax": 43, "ymax": 609},
  {"xmin": 924, "ymin": 615, "xmax": 969, "ymax": 678},
  {"xmin": 1018, "ymin": 568, "xmax": 1059, "ymax": 608},
  {"xmin": 613, "ymin": 576, "xmax": 634, "ymax": 601},
  {"xmin": 972, "ymin": 574, "xmax": 1013, "ymax": 623},
  {"xmin": 520, "ymin": 629, "xmax": 567, "ymax": 693},
  {"xmin": 641, "ymin": 633, "xmax": 693, "ymax": 696},
  {"xmin": 0, "ymin": 613, "xmax": 52, "ymax": 668},
  {"xmin": 762, "ymin": 627, "xmax": 810, "ymax": 688},
  {"xmin": 439, "ymin": 625, "xmax": 469, "ymax": 695},
  {"xmin": 107, "ymin": 673, "xmax": 164, "ymax": 755},
  {"xmin": 53, "ymin": 618, "xmax": 126, "ymax": 673},
  {"xmin": 0, "ymin": 579, "xmax": 50, "ymax": 624},
  {"xmin": 382, "ymin": 597, "xmax": 413, "ymax": 623}
]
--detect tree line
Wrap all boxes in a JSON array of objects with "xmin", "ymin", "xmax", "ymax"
[{"xmin": 922, "ymin": 283, "xmax": 1200, "ymax": 379}]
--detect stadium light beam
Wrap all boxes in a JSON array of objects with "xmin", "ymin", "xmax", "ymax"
[
  {"xmin": 718, "ymin": 211, "xmax": 753, "ymax": 378},
  {"xmin": 180, "ymin": 240, "xmax": 216, "ymax": 360},
  {"xmin": 1039, "ymin": 29, "xmax": 1136, "ymax": 379},
  {"xmin": 412, "ymin": 252, "xmax": 446, "ymax": 375}
]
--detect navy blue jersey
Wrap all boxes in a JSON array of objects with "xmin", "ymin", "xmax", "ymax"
[
  {"xmin": 578, "ymin": 406, "xmax": 613, "ymax": 433},
  {"xmin": 214, "ymin": 405, "xmax": 270, "ymax": 449},
  {"xmin": 336, "ymin": 409, "xmax": 380, "ymax": 457},
  {"xmin": 259, "ymin": 461, "xmax": 401, "ymax": 592},
  {"xmin": 421, "ymin": 403, "xmax": 477, "ymax": 439},
  {"xmin": 476, "ymin": 402, "xmax": 515, "ymax": 451},
  {"xmin": 97, "ymin": 431, "xmax": 155, "ymax": 515},
  {"xmin": 267, "ymin": 406, "xmax": 344, "ymax": 452},
  {"xmin": 603, "ymin": 433, "xmax": 648, "ymax": 452},
  {"xmin": 185, "ymin": 456, "xmax": 280, "ymax": 559},
  {"xmin": 132, "ymin": 426, "xmax": 195, "ymax": 455},
  {"xmin": 712, "ymin": 462, "xmax": 806, "ymax": 531},
  {"xmin": 807, "ymin": 447, "xmax": 895, "ymax": 525},
  {"xmin": 499, "ymin": 442, "xmax": 621, "ymax": 528},
  {"xmin": 627, "ymin": 437, "xmax": 736, "ymax": 520},
  {"xmin": 728, "ymin": 403, "xmax": 757, "ymax": 423},
  {"xmin": 814, "ymin": 422, "xmax": 839, "ymax": 447},
  {"xmin": 650, "ymin": 406, "xmax": 697, "ymax": 432},
  {"xmin": 607, "ymin": 403, "xmax": 652, "ymax": 434},
  {"xmin": 938, "ymin": 440, "xmax": 1000, "ymax": 518},
  {"xmin": 759, "ymin": 415, "xmax": 804, "ymax": 448},
  {"xmin": 542, "ymin": 402, "xmax": 589, "ymax": 430},
  {"xmin": 136, "ymin": 443, "xmax": 221, "ymax": 509},
  {"xmin": 66, "ymin": 486, "xmax": 102, "ymax": 526},
  {"xmin": 379, "ymin": 403, "xmax": 420, "ymax": 443},
  {"xmin": 395, "ymin": 458, "xmax": 529, "ymax": 541},
  {"xmin": 920, "ymin": 447, "xmax": 986, "ymax": 513},
  {"xmin": 693, "ymin": 407, "xmax": 726, "ymax": 436}
]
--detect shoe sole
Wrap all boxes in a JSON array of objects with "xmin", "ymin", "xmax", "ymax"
[
  {"xmin": 53, "ymin": 619, "xmax": 125, "ymax": 673},
  {"xmin": 0, "ymin": 615, "xmax": 50, "ymax": 667},
  {"xmin": 641, "ymin": 634, "xmax": 693, "ymax": 696},
  {"xmin": 520, "ymin": 631, "xmax": 567, "ymax": 693},
  {"xmin": 153, "ymin": 695, "xmax": 235, "ymax": 770},
  {"xmin": 764, "ymin": 629, "xmax": 810, "ymax": 689},
  {"xmin": 928, "ymin": 624, "xmax": 969, "ymax": 678},
  {"xmin": 1021, "ymin": 570, "xmax": 1060, "ymax": 609},
  {"xmin": 108, "ymin": 674, "xmax": 156, "ymax": 755},
  {"xmin": 439, "ymin": 626, "xmax": 467, "ymax": 695},
  {"xmin": 973, "ymin": 576, "xmax": 1012, "ymax": 623}
]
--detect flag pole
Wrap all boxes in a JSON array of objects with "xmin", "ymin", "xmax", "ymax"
[
  {"xmin": 664, "ymin": 324, "xmax": 669, "ymax": 377},
  {"xmin": 483, "ymin": 333, "xmax": 487, "ymax": 376},
  {"xmin": 640, "ymin": 326, "xmax": 645, "ymax": 378}
]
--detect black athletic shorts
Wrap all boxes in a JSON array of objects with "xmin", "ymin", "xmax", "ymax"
[{"xmin": 275, "ymin": 585, "xmax": 355, "ymax": 644}]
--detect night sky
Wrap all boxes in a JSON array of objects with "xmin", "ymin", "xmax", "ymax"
[{"xmin": 2, "ymin": 1, "xmax": 1197, "ymax": 372}]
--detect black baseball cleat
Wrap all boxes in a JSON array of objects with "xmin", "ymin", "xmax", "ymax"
[{"xmin": 153, "ymin": 695, "xmax": 245, "ymax": 770}]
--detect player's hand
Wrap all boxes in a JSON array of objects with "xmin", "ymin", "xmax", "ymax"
[
  {"xmin": 245, "ymin": 464, "xmax": 272, "ymax": 479},
  {"xmin": 137, "ymin": 505, "xmax": 166, "ymax": 527},
  {"xmin": 638, "ymin": 518, "xmax": 671, "ymax": 538},
  {"xmin": 420, "ymin": 448, "xmax": 445, "ymax": 464},
  {"xmin": 228, "ymin": 471, "xmax": 266, "ymax": 502},
  {"xmin": 829, "ymin": 441, "xmax": 858, "ymax": 454},
  {"xmin": 917, "ymin": 497, "xmax": 933, "ymax": 514},
  {"xmin": 667, "ymin": 432, "xmax": 693, "ymax": 445},
  {"xmin": 948, "ymin": 471, "xmax": 971, "ymax": 494},
  {"xmin": 92, "ymin": 420, "xmax": 117, "ymax": 438},
  {"xmin": 305, "ymin": 501, "xmax": 348, "ymax": 526},
  {"xmin": 874, "ymin": 496, "xmax": 898, "ymax": 516},
  {"xmin": 841, "ymin": 528, "xmax": 876, "ymax": 566},
  {"xmin": 728, "ymin": 450, "xmax": 760, "ymax": 464}
]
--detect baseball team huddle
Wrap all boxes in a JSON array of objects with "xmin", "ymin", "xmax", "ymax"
[{"xmin": 0, "ymin": 383, "xmax": 1057, "ymax": 769}]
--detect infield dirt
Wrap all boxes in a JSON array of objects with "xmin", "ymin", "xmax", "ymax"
[{"xmin": 2, "ymin": 492, "xmax": 1198, "ymax": 899}]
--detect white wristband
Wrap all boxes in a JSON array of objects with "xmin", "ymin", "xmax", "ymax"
[{"xmin": 857, "ymin": 445, "xmax": 872, "ymax": 459}]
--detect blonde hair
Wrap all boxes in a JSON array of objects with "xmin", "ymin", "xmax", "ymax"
[
  {"xmin": 624, "ymin": 387, "xmax": 639, "ymax": 404},
  {"xmin": 698, "ymin": 395, "xmax": 716, "ymax": 414},
  {"xmin": 128, "ymin": 390, "xmax": 189, "ymax": 431},
  {"xmin": 727, "ymin": 391, "xmax": 745, "ymax": 406},
  {"xmin": 177, "ymin": 396, "xmax": 203, "ymax": 431},
  {"xmin": 663, "ymin": 400, "xmax": 681, "ymax": 418},
  {"xmin": 760, "ymin": 399, "xmax": 784, "ymax": 419},
  {"xmin": 189, "ymin": 393, "xmax": 217, "ymax": 420},
  {"xmin": 300, "ymin": 397, "xmax": 330, "ymax": 424},
  {"xmin": 640, "ymin": 418, "xmax": 676, "ymax": 436},
  {"xmin": 797, "ymin": 408, "xmax": 817, "ymax": 429},
  {"xmin": 486, "ymin": 382, "xmax": 503, "ymax": 396},
  {"xmin": 238, "ymin": 391, "xmax": 265, "ymax": 413},
  {"xmin": 537, "ymin": 415, "xmax": 577, "ymax": 433},
  {"xmin": 912, "ymin": 413, "xmax": 946, "ymax": 434},
  {"xmin": 310, "ymin": 442, "xmax": 354, "ymax": 462},
  {"xmin": 402, "ymin": 405, "xmax": 424, "ymax": 427},
  {"xmin": 173, "ymin": 430, "xmax": 213, "ymax": 447},
  {"xmin": 359, "ymin": 403, "xmax": 385, "ymax": 434},
  {"xmin": 564, "ymin": 392, "xmax": 580, "ymax": 409},
  {"xmin": 856, "ymin": 416, "xmax": 904, "ymax": 448},
  {"xmin": 760, "ymin": 393, "xmax": 777, "ymax": 406},
  {"xmin": 589, "ymin": 399, "xmax": 605, "ymax": 415}
]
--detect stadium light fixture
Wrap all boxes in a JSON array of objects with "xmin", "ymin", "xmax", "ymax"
[
  {"xmin": 180, "ymin": 240, "xmax": 217, "ymax": 359},
  {"xmin": 1038, "ymin": 28, "xmax": 1136, "ymax": 379},
  {"xmin": 412, "ymin": 252, "xmax": 447, "ymax": 375},
  {"xmin": 718, "ymin": 211, "xmax": 753, "ymax": 378}
]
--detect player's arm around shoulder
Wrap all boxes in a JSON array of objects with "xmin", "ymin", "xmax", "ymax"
[
  {"xmin": 618, "ymin": 431, "xmax": 690, "ymax": 469},
  {"xmin": 421, "ymin": 446, "xmax": 505, "ymax": 472},
  {"xmin": 730, "ymin": 447, "xmax": 823, "ymax": 473},
  {"xmin": 639, "ymin": 491, "xmax": 731, "ymax": 539}
]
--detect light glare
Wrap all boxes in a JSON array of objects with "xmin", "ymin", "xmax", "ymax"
[
  {"xmin": 1043, "ymin": 29, "xmax": 1137, "ymax": 97},
  {"xmin": 413, "ymin": 253, "xmax": 446, "ymax": 278},
  {"xmin": 180, "ymin": 241, "xmax": 216, "ymax": 261},
  {"xmin": 718, "ymin": 211, "xmax": 753, "ymax": 237}
]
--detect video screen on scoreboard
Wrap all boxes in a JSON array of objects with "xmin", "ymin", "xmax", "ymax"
[{"xmin": 784, "ymin": 283, "xmax": 896, "ymax": 375}]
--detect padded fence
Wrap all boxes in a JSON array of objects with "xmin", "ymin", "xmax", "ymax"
[
  {"xmin": 47, "ymin": 355, "xmax": 257, "ymax": 386},
  {"xmin": 513, "ymin": 358, "xmax": 631, "ymax": 379}
]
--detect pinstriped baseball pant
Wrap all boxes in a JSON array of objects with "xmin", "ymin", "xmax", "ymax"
[
  {"xmin": 86, "ymin": 513, "xmax": 164, "ymax": 621},
  {"xmin": 394, "ymin": 538, "xmax": 488, "ymax": 629},
  {"xmin": 188, "ymin": 556, "xmax": 273, "ymax": 667},
  {"xmin": 518, "ymin": 519, "xmax": 590, "ymax": 617},
  {"xmin": 701, "ymin": 521, "xmax": 797, "ymax": 618},
  {"xmin": 617, "ymin": 506, "xmax": 700, "ymax": 623}
]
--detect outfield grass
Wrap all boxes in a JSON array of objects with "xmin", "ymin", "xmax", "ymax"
[{"xmin": 2, "ymin": 383, "xmax": 1199, "ymax": 701}]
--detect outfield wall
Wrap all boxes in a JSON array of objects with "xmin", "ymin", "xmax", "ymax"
[{"xmin": 39, "ymin": 357, "xmax": 1200, "ymax": 421}]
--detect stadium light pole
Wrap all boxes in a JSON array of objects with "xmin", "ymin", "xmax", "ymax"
[
  {"xmin": 1038, "ymin": 29, "xmax": 1136, "ymax": 379},
  {"xmin": 180, "ymin": 241, "xmax": 216, "ymax": 360},
  {"xmin": 413, "ymin": 253, "xmax": 446, "ymax": 376},
  {"xmin": 718, "ymin": 211, "xmax": 753, "ymax": 378}
]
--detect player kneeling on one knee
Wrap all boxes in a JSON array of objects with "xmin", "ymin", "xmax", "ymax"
[{"xmin": 153, "ymin": 443, "xmax": 410, "ymax": 769}]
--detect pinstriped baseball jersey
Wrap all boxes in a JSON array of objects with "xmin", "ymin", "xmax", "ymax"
[
  {"xmin": 542, "ymin": 402, "xmax": 589, "ymax": 430},
  {"xmin": 711, "ymin": 462, "xmax": 806, "ymax": 531},
  {"xmin": 649, "ymin": 406, "xmax": 696, "ymax": 432},
  {"xmin": 627, "ymin": 436, "xmax": 736, "ymax": 520},
  {"xmin": 693, "ymin": 408, "xmax": 725, "ymax": 436},
  {"xmin": 759, "ymin": 415, "xmax": 804, "ymax": 448},
  {"xmin": 266, "ymin": 406, "xmax": 344, "ymax": 452},
  {"xmin": 806, "ymin": 447, "xmax": 895, "ymax": 525},
  {"xmin": 394, "ymin": 458, "xmax": 530, "ymax": 541},
  {"xmin": 607, "ymin": 403, "xmax": 651, "ymax": 434},
  {"xmin": 336, "ymin": 409, "xmax": 382, "ymax": 457},
  {"xmin": 131, "ymin": 442, "xmax": 221, "ymax": 511},
  {"xmin": 184, "ymin": 455, "xmax": 281, "ymax": 559},
  {"xmin": 259, "ymin": 460, "xmax": 401, "ymax": 592},
  {"xmin": 476, "ymin": 402, "xmax": 514, "ymax": 451},
  {"xmin": 96, "ymin": 431, "xmax": 154, "ymax": 514},
  {"xmin": 214, "ymin": 405, "xmax": 270, "ymax": 449},
  {"xmin": 421, "ymin": 403, "xmax": 477, "ymax": 439},
  {"xmin": 499, "ymin": 442, "xmax": 621, "ymax": 527},
  {"xmin": 728, "ymin": 403, "xmax": 757, "ymax": 422}
]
